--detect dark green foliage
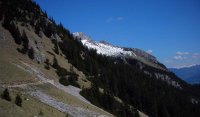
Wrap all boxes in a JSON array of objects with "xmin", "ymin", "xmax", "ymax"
[
  {"xmin": 56, "ymin": 67, "xmax": 69, "ymax": 77},
  {"xmin": 1, "ymin": 0, "xmax": 200, "ymax": 116},
  {"xmin": 52, "ymin": 57, "xmax": 68, "ymax": 76},
  {"xmin": 28, "ymin": 47, "xmax": 34, "ymax": 59},
  {"xmin": 44, "ymin": 23, "xmax": 56, "ymax": 37},
  {"xmin": 35, "ymin": 22, "xmax": 41, "ymax": 35},
  {"xmin": 15, "ymin": 94, "xmax": 22, "ymax": 107},
  {"xmin": 3, "ymin": 21, "xmax": 22, "ymax": 45},
  {"xmin": 59, "ymin": 75, "xmax": 80, "ymax": 87},
  {"xmin": 21, "ymin": 30, "xmax": 29, "ymax": 54},
  {"xmin": 1, "ymin": 88, "xmax": 11, "ymax": 101},
  {"xmin": 68, "ymin": 75, "xmax": 79, "ymax": 88},
  {"xmin": 60, "ymin": 36, "xmax": 200, "ymax": 117},
  {"xmin": 52, "ymin": 57, "xmax": 59, "ymax": 69},
  {"xmin": 44, "ymin": 59, "xmax": 50, "ymax": 70},
  {"xmin": 59, "ymin": 77, "xmax": 69, "ymax": 86},
  {"xmin": 17, "ymin": 31, "xmax": 30, "ymax": 54},
  {"xmin": 80, "ymin": 85, "xmax": 139, "ymax": 117},
  {"xmin": 51, "ymin": 39, "xmax": 59, "ymax": 54},
  {"xmin": 39, "ymin": 110, "xmax": 44, "ymax": 116},
  {"xmin": 52, "ymin": 57, "xmax": 80, "ymax": 87}
]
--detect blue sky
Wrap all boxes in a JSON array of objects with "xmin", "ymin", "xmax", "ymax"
[{"xmin": 34, "ymin": 0, "xmax": 200, "ymax": 68}]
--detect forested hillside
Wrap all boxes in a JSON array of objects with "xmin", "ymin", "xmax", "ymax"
[{"xmin": 0, "ymin": 0, "xmax": 200, "ymax": 117}]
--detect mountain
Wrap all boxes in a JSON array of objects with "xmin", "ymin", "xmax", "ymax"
[
  {"xmin": 73, "ymin": 32, "xmax": 183, "ymax": 88},
  {"xmin": 0, "ymin": 0, "xmax": 200, "ymax": 117},
  {"xmin": 170, "ymin": 65, "xmax": 200, "ymax": 84},
  {"xmin": 73, "ymin": 32, "xmax": 162, "ymax": 69}
]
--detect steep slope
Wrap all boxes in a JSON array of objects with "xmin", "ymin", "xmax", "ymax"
[
  {"xmin": 73, "ymin": 32, "xmax": 166, "ymax": 70},
  {"xmin": 170, "ymin": 65, "xmax": 200, "ymax": 84},
  {"xmin": 0, "ymin": 0, "xmax": 200, "ymax": 117},
  {"xmin": 73, "ymin": 32, "xmax": 182, "ymax": 89},
  {"xmin": 0, "ymin": 0, "xmax": 113, "ymax": 117}
]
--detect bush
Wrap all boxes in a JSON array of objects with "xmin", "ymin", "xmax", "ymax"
[
  {"xmin": 15, "ymin": 94, "xmax": 22, "ymax": 107},
  {"xmin": 39, "ymin": 109, "xmax": 44, "ymax": 116},
  {"xmin": 1, "ymin": 88, "xmax": 11, "ymax": 101},
  {"xmin": 44, "ymin": 58, "xmax": 50, "ymax": 70},
  {"xmin": 28, "ymin": 47, "xmax": 34, "ymax": 59},
  {"xmin": 68, "ymin": 75, "xmax": 80, "ymax": 88},
  {"xmin": 21, "ymin": 30, "xmax": 29, "ymax": 53},
  {"xmin": 52, "ymin": 39, "xmax": 59, "ymax": 54},
  {"xmin": 56, "ymin": 67, "xmax": 69, "ymax": 77},
  {"xmin": 3, "ymin": 21, "xmax": 22, "ymax": 45},
  {"xmin": 52, "ymin": 57, "xmax": 59, "ymax": 69},
  {"xmin": 59, "ymin": 77, "xmax": 69, "ymax": 86}
]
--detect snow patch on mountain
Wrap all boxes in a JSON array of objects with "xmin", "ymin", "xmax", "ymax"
[{"xmin": 73, "ymin": 32, "xmax": 137, "ymax": 57}]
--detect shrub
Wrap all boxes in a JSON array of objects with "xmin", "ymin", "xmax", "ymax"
[
  {"xmin": 39, "ymin": 109, "xmax": 44, "ymax": 116},
  {"xmin": 44, "ymin": 58, "xmax": 50, "ymax": 70},
  {"xmin": 15, "ymin": 94, "xmax": 22, "ymax": 107},
  {"xmin": 59, "ymin": 77, "xmax": 69, "ymax": 86},
  {"xmin": 1, "ymin": 88, "xmax": 11, "ymax": 101},
  {"xmin": 68, "ymin": 75, "xmax": 80, "ymax": 88},
  {"xmin": 28, "ymin": 47, "xmax": 34, "ymax": 59}
]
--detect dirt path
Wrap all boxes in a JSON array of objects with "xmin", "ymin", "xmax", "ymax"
[
  {"xmin": 2, "ymin": 62, "xmax": 112, "ymax": 117},
  {"xmin": 24, "ymin": 86, "xmax": 106, "ymax": 117}
]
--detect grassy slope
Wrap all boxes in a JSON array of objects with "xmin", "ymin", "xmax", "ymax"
[
  {"xmin": 36, "ymin": 83, "xmax": 114, "ymax": 117},
  {"xmin": 0, "ymin": 50, "xmax": 36, "ymax": 84},
  {"xmin": 0, "ymin": 88, "xmax": 66, "ymax": 117},
  {"xmin": 0, "ymin": 24, "xmax": 113, "ymax": 116}
]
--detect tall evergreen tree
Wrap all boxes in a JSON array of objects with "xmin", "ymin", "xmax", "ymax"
[
  {"xmin": 22, "ymin": 30, "xmax": 29, "ymax": 50},
  {"xmin": 28, "ymin": 47, "xmax": 34, "ymax": 59}
]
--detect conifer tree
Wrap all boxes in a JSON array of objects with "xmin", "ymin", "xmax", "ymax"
[
  {"xmin": 28, "ymin": 47, "xmax": 34, "ymax": 60},
  {"xmin": 21, "ymin": 30, "xmax": 29, "ymax": 50},
  {"xmin": 52, "ymin": 57, "xmax": 59, "ymax": 69},
  {"xmin": 1, "ymin": 88, "xmax": 11, "ymax": 101},
  {"xmin": 15, "ymin": 94, "xmax": 22, "ymax": 107}
]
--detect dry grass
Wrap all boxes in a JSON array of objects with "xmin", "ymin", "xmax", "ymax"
[
  {"xmin": 0, "ymin": 24, "xmax": 111, "ymax": 116},
  {"xmin": 36, "ymin": 83, "xmax": 114, "ymax": 117},
  {"xmin": 0, "ymin": 88, "xmax": 67, "ymax": 117},
  {"xmin": 0, "ymin": 50, "xmax": 36, "ymax": 84}
]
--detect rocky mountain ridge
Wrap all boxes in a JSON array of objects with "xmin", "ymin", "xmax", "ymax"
[
  {"xmin": 170, "ymin": 64, "xmax": 200, "ymax": 84},
  {"xmin": 73, "ymin": 32, "xmax": 165, "ymax": 70}
]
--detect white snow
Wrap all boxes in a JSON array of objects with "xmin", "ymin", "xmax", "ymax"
[{"xmin": 73, "ymin": 32, "xmax": 137, "ymax": 57}]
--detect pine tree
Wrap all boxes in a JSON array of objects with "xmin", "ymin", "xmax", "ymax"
[
  {"xmin": 28, "ymin": 47, "xmax": 34, "ymax": 59},
  {"xmin": 21, "ymin": 30, "xmax": 29, "ymax": 50},
  {"xmin": 44, "ymin": 58, "xmax": 50, "ymax": 70},
  {"xmin": 59, "ymin": 77, "xmax": 69, "ymax": 86},
  {"xmin": 10, "ymin": 22, "xmax": 22, "ymax": 45},
  {"xmin": 3, "ymin": 20, "xmax": 22, "ymax": 45},
  {"xmin": 15, "ymin": 94, "xmax": 22, "ymax": 107},
  {"xmin": 1, "ymin": 88, "xmax": 11, "ymax": 101},
  {"xmin": 52, "ymin": 57, "xmax": 59, "ymax": 69},
  {"xmin": 52, "ymin": 39, "xmax": 59, "ymax": 54}
]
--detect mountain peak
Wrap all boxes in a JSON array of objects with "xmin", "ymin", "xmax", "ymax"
[
  {"xmin": 99, "ymin": 40, "xmax": 110, "ymax": 45},
  {"xmin": 170, "ymin": 64, "xmax": 200, "ymax": 69},
  {"xmin": 73, "ymin": 32, "xmax": 91, "ymax": 41},
  {"xmin": 72, "ymin": 32, "xmax": 165, "ymax": 70}
]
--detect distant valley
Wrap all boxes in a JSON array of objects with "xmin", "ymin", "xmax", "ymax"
[{"xmin": 170, "ymin": 65, "xmax": 200, "ymax": 84}]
